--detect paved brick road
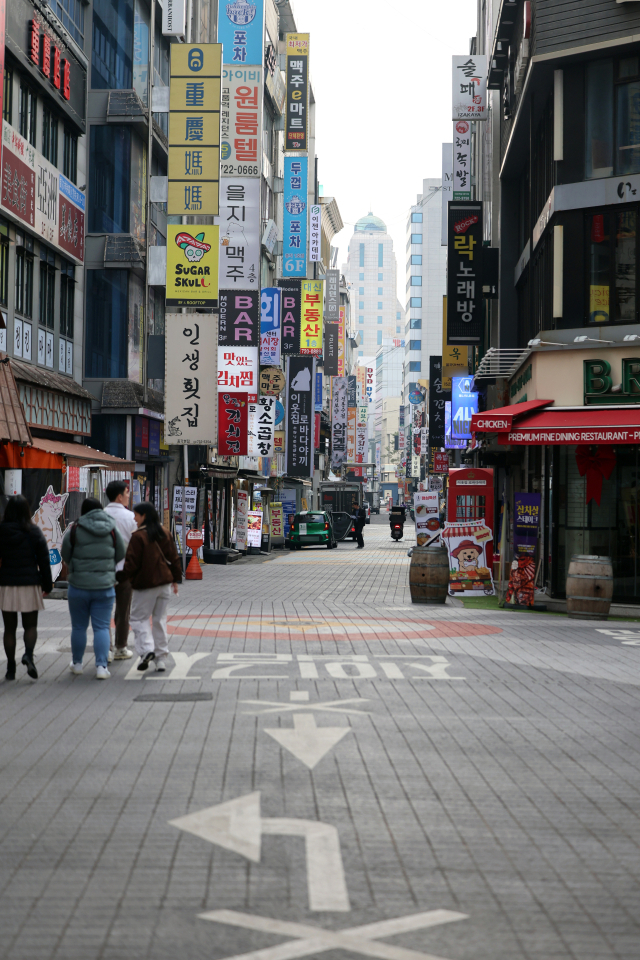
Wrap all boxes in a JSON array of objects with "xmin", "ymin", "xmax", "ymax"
[{"xmin": 0, "ymin": 516, "xmax": 639, "ymax": 960}]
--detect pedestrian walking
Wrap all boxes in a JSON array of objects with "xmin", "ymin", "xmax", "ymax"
[
  {"xmin": 104, "ymin": 480, "xmax": 137, "ymax": 661},
  {"xmin": 117, "ymin": 502, "xmax": 181, "ymax": 673},
  {"xmin": 0, "ymin": 495, "xmax": 53, "ymax": 681},
  {"xmin": 61, "ymin": 498, "xmax": 125, "ymax": 680},
  {"xmin": 352, "ymin": 504, "xmax": 367, "ymax": 549}
]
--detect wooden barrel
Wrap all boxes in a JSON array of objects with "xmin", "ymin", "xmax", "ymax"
[
  {"xmin": 409, "ymin": 545, "xmax": 449, "ymax": 605},
  {"xmin": 566, "ymin": 555, "xmax": 614, "ymax": 620}
]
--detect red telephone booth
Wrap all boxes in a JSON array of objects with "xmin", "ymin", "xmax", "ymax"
[{"xmin": 447, "ymin": 467, "xmax": 495, "ymax": 567}]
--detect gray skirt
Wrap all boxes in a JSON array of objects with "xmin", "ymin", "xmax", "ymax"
[{"xmin": 0, "ymin": 585, "xmax": 45, "ymax": 612}]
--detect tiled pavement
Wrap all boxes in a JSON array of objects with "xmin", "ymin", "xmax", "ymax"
[{"xmin": 0, "ymin": 516, "xmax": 639, "ymax": 960}]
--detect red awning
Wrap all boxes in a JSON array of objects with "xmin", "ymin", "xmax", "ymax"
[
  {"xmin": 498, "ymin": 408, "xmax": 640, "ymax": 445},
  {"xmin": 471, "ymin": 399, "xmax": 553, "ymax": 433}
]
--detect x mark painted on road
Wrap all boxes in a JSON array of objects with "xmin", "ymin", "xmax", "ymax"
[
  {"xmin": 241, "ymin": 697, "xmax": 371, "ymax": 716},
  {"xmin": 199, "ymin": 907, "xmax": 468, "ymax": 960}
]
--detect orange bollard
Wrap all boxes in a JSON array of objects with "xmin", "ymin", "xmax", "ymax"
[{"xmin": 185, "ymin": 529, "xmax": 204, "ymax": 580}]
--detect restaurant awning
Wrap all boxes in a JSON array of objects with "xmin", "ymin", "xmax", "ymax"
[
  {"xmin": 471, "ymin": 399, "xmax": 553, "ymax": 433},
  {"xmin": 497, "ymin": 407, "xmax": 640, "ymax": 445}
]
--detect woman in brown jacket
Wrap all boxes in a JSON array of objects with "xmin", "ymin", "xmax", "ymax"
[{"xmin": 117, "ymin": 502, "xmax": 182, "ymax": 672}]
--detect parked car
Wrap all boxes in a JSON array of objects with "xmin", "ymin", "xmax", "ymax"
[
  {"xmin": 287, "ymin": 511, "xmax": 337, "ymax": 549},
  {"xmin": 364, "ymin": 502, "xmax": 371, "ymax": 524}
]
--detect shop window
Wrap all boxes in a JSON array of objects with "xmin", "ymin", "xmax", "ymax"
[
  {"xmin": 0, "ymin": 239, "xmax": 8, "ymax": 307},
  {"xmin": 3, "ymin": 68, "xmax": 12, "ymax": 124},
  {"xmin": 42, "ymin": 107, "xmax": 58, "ymax": 165},
  {"xmin": 39, "ymin": 248, "xmax": 56, "ymax": 329},
  {"xmin": 88, "ymin": 126, "xmax": 131, "ymax": 233},
  {"xmin": 53, "ymin": 0, "xmax": 85, "ymax": 44},
  {"xmin": 60, "ymin": 260, "xmax": 75, "ymax": 339},
  {"xmin": 92, "ymin": 0, "xmax": 133, "ymax": 90},
  {"xmin": 410, "ymin": 317, "xmax": 422, "ymax": 329},
  {"xmin": 19, "ymin": 85, "xmax": 36, "ymax": 146},
  {"xmin": 586, "ymin": 209, "xmax": 637, "ymax": 323},
  {"xmin": 15, "ymin": 243, "xmax": 33, "ymax": 318},
  {"xmin": 63, "ymin": 130, "xmax": 78, "ymax": 183},
  {"xmin": 85, "ymin": 270, "xmax": 129, "ymax": 378}
]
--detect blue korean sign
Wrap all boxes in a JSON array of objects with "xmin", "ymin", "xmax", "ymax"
[
  {"xmin": 283, "ymin": 155, "xmax": 308, "ymax": 277},
  {"xmin": 444, "ymin": 400, "xmax": 465, "ymax": 449},
  {"xmin": 260, "ymin": 287, "xmax": 281, "ymax": 365},
  {"xmin": 218, "ymin": 0, "xmax": 265, "ymax": 65},
  {"xmin": 409, "ymin": 390, "xmax": 423, "ymax": 405},
  {"xmin": 451, "ymin": 376, "xmax": 478, "ymax": 440},
  {"xmin": 315, "ymin": 371, "xmax": 323, "ymax": 411}
]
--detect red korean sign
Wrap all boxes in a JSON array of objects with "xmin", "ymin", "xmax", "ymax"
[
  {"xmin": 217, "ymin": 346, "xmax": 258, "ymax": 392},
  {"xmin": 217, "ymin": 392, "xmax": 251, "ymax": 455},
  {"xmin": 433, "ymin": 451, "xmax": 450, "ymax": 474},
  {"xmin": 59, "ymin": 192, "xmax": 85, "ymax": 261},
  {"xmin": 1, "ymin": 148, "xmax": 35, "ymax": 226}
]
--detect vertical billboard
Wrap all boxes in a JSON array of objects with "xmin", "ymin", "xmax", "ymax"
[
  {"xmin": 447, "ymin": 202, "xmax": 483, "ymax": 344},
  {"xmin": 218, "ymin": 392, "xmax": 250, "ymax": 455},
  {"xmin": 166, "ymin": 224, "xmax": 219, "ymax": 307},
  {"xmin": 217, "ymin": 178, "xmax": 260, "ymax": 288},
  {"xmin": 286, "ymin": 355, "xmax": 315, "ymax": 477},
  {"xmin": 248, "ymin": 395, "xmax": 276, "ymax": 457},
  {"xmin": 217, "ymin": 0, "xmax": 265, "ymax": 65},
  {"xmin": 324, "ymin": 323, "xmax": 339, "ymax": 376},
  {"xmin": 220, "ymin": 65, "xmax": 263, "ymax": 177},
  {"xmin": 325, "ymin": 268, "xmax": 339, "ymax": 321},
  {"xmin": 260, "ymin": 286, "xmax": 281, "ymax": 364},
  {"xmin": 217, "ymin": 346, "xmax": 258, "ymax": 392},
  {"xmin": 451, "ymin": 375, "xmax": 479, "ymax": 442},
  {"xmin": 283, "ymin": 156, "xmax": 308, "ymax": 277},
  {"xmin": 441, "ymin": 142, "xmax": 453, "ymax": 245},
  {"xmin": 309, "ymin": 203, "xmax": 321, "ymax": 261},
  {"xmin": 452, "ymin": 55, "xmax": 487, "ymax": 120},
  {"xmin": 165, "ymin": 313, "xmax": 217, "ymax": 444},
  {"xmin": 285, "ymin": 33, "xmax": 309, "ymax": 151},
  {"xmin": 453, "ymin": 121, "xmax": 471, "ymax": 201},
  {"xmin": 300, "ymin": 279, "xmax": 323, "ymax": 354},
  {"xmin": 168, "ymin": 44, "xmax": 221, "ymax": 215},
  {"xmin": 346, "ymin": 406, "xmax": 357, "ymax": 463},
  {"xmin": 337, "ymin": 306, "xmax": 346, "ymax": 376},
  {"xmin": 278, "ymin": 277, "xmax": 301, "ymax": 354},
  {"xmin": 428, "ymin": 356, "xmax": 447, "ymax": 449},
  {"xmin": 218, "ymin": 289, "xmax": 260, "ymax": 345},
  {"xmin": 331, "ymin": 377, "xmax": 348, "ymax": 472}
]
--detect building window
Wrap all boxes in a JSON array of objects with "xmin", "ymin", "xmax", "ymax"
[
  {"xmin": 359, "ymin": 272, "xmax": 364, "ymax": 280},
  {"xmin": 89, "ymin": 126, "xmax": 132, "ymax": 233},
  {"xmin": 15, "ymin": 242, "xmax": 33, "ymax": 318},
  {"xmin": 359, "ymin": 316, "xmax": 364, "ymax": 324},
  {"xmin": 85, "ymin": 270, "xmax": 129, "ymax": 377},
  {"xmin": 586, "ymin": 60, "xmax": 614, "ymax": 179},
  {"xmin": 616, "ymin": 57, "xmax": 640, "ymax": 175},
  {"xmin": 92, "ymin": 0, "xmax": 134, "ymax": 90},
  {"xmin": 53, "ymin": 0, "xmax": 85, "ymax": 44},
  {"xmin": 410, "ymin": 276, "xmax": 422, "ymax": 286},
  {"xmin": 411, "ymin": 254, "xmax": 422, "ymax": 265},
  {"xmin": 3, "ymin": 68, "xmax": 12, "ymax": 124},
  {"xmin": 377, "ymin": 301, "xmax": 383, "ymax": 308},
  {"xmin": 0, "ymin": 239, "xmax": 8, "ymax": 307},
  {"xmin": 378, "ymin": 243, "xmax": 384, "ymax": 267},
  {"xmin": 396, "ymin": 310, "xmax": 401, "ymax": 319},
  {"xmin": 60, "ymin": 260, "xmax": 75, "ymax": 338},
  {"xmin": 396, "ymin": 325, "xmax": 401, "ymax": 333},
  {"xmin": 359, "ymin": 242, "xmax": 364, "ymax": 267},
  {"xmin": 409, "ymin": 361, "xmax": 421, "ymax": 372},
  {"xmin": 410, "ymin": 297, "xmax": 422, "ymax": 308},
  {"xmin": 42, "ymin": 107, "xmax": 58, "ymax": 165},
  {"xmin": 358, "ymin": 350, "xmax": 363, "ymax": 357},
  {"xmin": 377, "ymin": 317, "xmax": 382, "ymax": 324},
  {"xmin": 358, "ymin": 286, "xmax": 364, "ymax": 294},
  {"xmin": 377, "ymin": 287, "xmax": 383, "ymax": 295},
  {"xmin": 410, "ymin": 317, "xmax": 422, "ymax": 329},
  {"xmin": 411, "ymin": 212, "xmax": 423, "ymax": 223},
  {"xmin": 19, "ymin": 85, "xmax": 36, "ymax": 146},
  {"xmin": 359, "ymin": 300, "xmax": 364, "ymax": 309},
  {"xmin": 411, "ymin": 234, "xmax": 423, "ymax": 245},
  {"xmin": 377, "ymin": 331, "xmax": 382, "ymax": 345},
  {"xmin": 410, "ymin": 340, "xmax": 421, "ymax": 351},
  {"xmin": 63, "ymin": 130, "xmax": 78, "ymax": 183},
  {"xmin": 586, "ymin": 209, "xmax": 637, "ymax": 323},
  {"xmin": 39, "ymin": 248, "xmax": 56, "ymax": 329}
]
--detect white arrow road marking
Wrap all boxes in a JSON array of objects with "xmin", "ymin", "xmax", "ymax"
[
  {"xmin": 265, "ymin": 713, "xmax": 352, "ymax": 769},
  {"xmin": 242, "ymin": 697, "xmax": 371, "ymax": 716},
  {"xmin": 198, "ymin": 908, "xmax": 468, "ymax": 960},
  {"xmin": 169, "ymin": 792, "xmax": 350, "ymax": 911}
]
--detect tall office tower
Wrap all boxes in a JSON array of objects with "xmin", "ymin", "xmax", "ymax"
[
  {"xmin": 344, "ymin": 213, "xmax": 401, "ymax": 359},
  {"xmin": 404, "ymin": 179, "xmax": 447, "ymax": 400}
]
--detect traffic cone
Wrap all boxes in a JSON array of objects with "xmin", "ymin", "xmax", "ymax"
[{"xmin": 185, "ymin": 548, "xmax": 202, "ymax": 579}]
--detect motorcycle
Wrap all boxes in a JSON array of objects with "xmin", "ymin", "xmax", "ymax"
[
  {"xmin": 390, "ymin": 505, "xmax": 406, "ymax": 542},
  {"xmin": 391, "ymin": 521, "xmax": 404, "ymax": 541}
]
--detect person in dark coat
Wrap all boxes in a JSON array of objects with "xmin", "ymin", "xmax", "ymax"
[
  {"xmin": 0, "ymin": 495, "xmax": 53, "ymax": 681},
  {"xmin": 352, "ymin": 504, "xmax": 367, "ymax": 549}
]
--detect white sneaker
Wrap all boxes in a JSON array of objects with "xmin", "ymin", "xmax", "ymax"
[
  {"xmin": 113, "ymin": 647, "xmax": 133, "ymax": 660},
  {"xmin": 69, "ymin": 661, "xmax": 83, "ymax": 675},
  {"xmin": 155, "ymin": 659, "xmax": 166, "ymax": 673},
  {"xmin": 108, "ymin": 649, "xmax": 114, "ymax": 663},
  {"xmin": 96, "ymin": 666, "xmax": 111, "ymax": 680}
]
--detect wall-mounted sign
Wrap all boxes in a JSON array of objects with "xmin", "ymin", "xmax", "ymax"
[
  {"xmin": 220, "ymin": 65, "xmax": 263, "ymax": 177},
  {"xmin": 300, "ymin": 279, "xmax": 323, "ymax": 355},
  {"xmin": 283, "ymin": 155, "xmax": 307, "ymax": 276},
  {"xmin": 452, "ymin": 54, "xmax": 487, "ymax": 120},
  {"xmin": 248, "ymin": 395, "xmax": 276, "ymax": 457},
  {"xmin": 260, "ymin": 287, "xmax": 281, "ymax": 364},
  {"xmin": 259, "ymin": 366, "xmax": 285, "ymax": 395},
  {"xmin": 309, "ymin": 203, "xmax": 321, "ymax": 261},
  {"xmin": 165, "ymin": 313, "xmax": 218, "ymax": 445},
  {"xmin": 278, "ymin": 277, "xmax": 301, "ymax": 354},
  {"xmin": 286, "ymin": 355, "xmax": 315, "ymax": 477},
  {"xmin": 218, "ymin": 289, "xmax": 259, "ymax": 346},
  {"xmin": 451, "ymin": 375, "xmax": 478, "ymax": 440},
  {"xmin": 331, "ymin": 376, "xmax": 348, "ymax": 472},
  {"xmin": 446, "ymin": 202, "xmax": 483, "ymax": 344},
  {"xmin": 217, "ymin": 346, "xmax": 258, "ymax": 392},
  {"xmin": 285, "ymin": 33, "xmax": 309, "ymax": 151},
  {"xmin": 217, "ymin": 177, "xmax": 260, "ymax": 288},
  {"xmin": 217, "ymin": 0, "xmax": 265, "ymax": 66},
  {"xmin": 218, "ymin": 391, "xmax": 250, "ymax": 455},
  {"xmin": 453, "ymin": 121, "xmax": 471, "ymax": 201},
  {"xmin": 166, "ymin": 224, "xmax": 219, "ymax": 307},
  {"xmin": 163, "ymin": 0, "xmax": 185, "ymax": 37}
]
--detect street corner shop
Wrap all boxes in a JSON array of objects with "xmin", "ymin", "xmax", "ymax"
[{"xmin": 471, "ymin": 345, "xmax": 640, "ymax": 604}]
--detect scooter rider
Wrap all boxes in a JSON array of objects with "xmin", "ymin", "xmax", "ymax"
[{"xmin": 389, "ymin": 503, "xmax": 406, "ymax": 540}]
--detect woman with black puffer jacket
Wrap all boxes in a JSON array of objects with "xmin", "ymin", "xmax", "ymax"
[{"xmin": 0, "ymin": 495, "xmax": 53, "ymax": 681}]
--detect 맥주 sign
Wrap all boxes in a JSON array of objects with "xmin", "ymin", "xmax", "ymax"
[
  {"xmin": 217, "ymin": 178, "xmax": 260, "ymax": 288},
  {"xmin": 165, "ymin": 314, "xmax": 218, "ymax": 445},
  {"xmin": 168, "ymin": 44, "xmax": 222, "ymax": 216},
  {"xmin": 166, "ymin": 224, "xmax": 219, "ymax": 307},
  {"xmin": 285, "ymin": 33, "xmax": 309, "ymax": 151}
]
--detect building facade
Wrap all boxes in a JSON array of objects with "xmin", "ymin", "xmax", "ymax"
[{"xmin": 344, "ymin": 212, "xmax": 401, "ymax": 359}]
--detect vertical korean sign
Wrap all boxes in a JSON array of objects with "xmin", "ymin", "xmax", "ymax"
[
  {"xmin": 218, "ymin": 178, "xmax": 260, "ymax": 288},
  {"xmin": 283, "ymin": 156, "xmax": 308, "ymax": 277},
  {"xmin": 217, "ymin": 0, "xmax": 265, "ymax": 65},
  {"xmin": 260, "ymin": 287, "xmax": 281, "ymax": 364},
  {"xmin": 278, "ymin": 277, "xmax": 301, "ymax": 354},
  {"xmin": 220, "ymin": 66, "xmax": 263, "ymax": 177},
  {"xmin": 338, "ymin": 306, "xmax": 346, "ymax": 376},
  {"xmin": 447, "ymin": 202, "xmax": 483, "ymax": 344},
  {"xmin": 168, "ymin": 44, "xmax": 221, "ymax": 215},
  {"xmin": 453, "ymin": 121, "xmax": 471, "ymax": 201},
  {"xmin": 331, "ymin": 377, "xmax": 348, "ymax": 472},
  {"xmin": 300, "ymin": 279, "xmax": 323, "ymax": 355},
  {"xmin": 285, "ymin": 33, "xmax": 309, "ymax": 152},
  {"xmin": 309, "ymin": 204, "xmax": 321, "ymax": 262},
  {"xmin": 428, "ymin": 356, "xmax": 446, "ymax": 449},
  {"xmin": 165, "ymin": 314, "xmax": 218, "ymax": 443},
  {"xmin": 452, "ymin": 55, "xmax": 487, "ymax": 120},
  {"xmin": 324, "ymin": 267, "xmax": 339, "ymax": 375},
  {"xmin": 248, "ymin": 395, "xmax": 276, "ymax": 457},
  {"xmin": 218, "ymin": 289, "xmax": 260, "ymax": 346},
  {"xmin": 286, "ymin": 356, "xmax": 315, "ymax": 478}
]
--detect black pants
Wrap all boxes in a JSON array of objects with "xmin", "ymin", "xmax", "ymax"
[{"xmin": 355, "ymin": 524, "xmax": 365, "ymax": 548}]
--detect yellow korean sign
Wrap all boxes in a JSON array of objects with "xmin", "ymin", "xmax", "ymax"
[
  {"xmin": 168, "ymin": 43, "xmax": 221, "ymax": 216},
  {"xmin": 166, "ymin": 224, "xmax": 219, "ymax": 307},
  {"xmin": 300, "ymin": 279, "xmax": 323, "ymax": 356},
  {"xmin": 442, "ymin": 295, "xmax": 469, "ymax": 388}
]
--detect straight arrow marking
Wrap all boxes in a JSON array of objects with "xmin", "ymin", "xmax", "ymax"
[{"xmin": 264, "ymin": 713, "xmax": 352, "ymax": 769}]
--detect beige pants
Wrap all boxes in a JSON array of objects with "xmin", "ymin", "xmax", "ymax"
[{"xmin": 129, "ymin": 584, "xmax": 172, "ymax": 660}]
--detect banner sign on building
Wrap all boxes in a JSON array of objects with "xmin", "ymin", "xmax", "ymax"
[
  {"xmin": 220, "ymin": 65, "xmax": 263, "ymax": 178},
  {"xmin": 356, "ymin": 422, "xmax": 367, "ymax": 463},
  {"xmin": 218, "ymin": 289, "xmax": 259, "ymax": 346},
  {"xmin": 166, "ymin": 224, "xmax": 219, "ymax": 307},
  {"xmin": 165, "ymin": 313, "xmax": 217, "ymax": 445},
  {"xmin": 309, "ymin": 203, "xmax": 321, "ymax": 261},
  {"xmin": 248, "ymin": 395, "xmax": 276, "ymax": 457},
  {"xmin": 338, "ymin": 307, "xmax": 346, "ymax": 376},
  {"xmin": 441, "ymin": 142, "xmax": 453, "ymax": 246},
  {"xmin": 217, "ymin": 177, "xmax": 260, "ymax": 288},
  {"xmin": 453, "ymin": 121, "xmax": 472, "ymax": 201},
  {"xmin": 163, "ymin": 0, "xmax": 185, "ymax": 37},
  {"xmin": 278, "ymin": 277, "xmax": 301, "ymax": 354},
  {"xmin": 324, "ymin": 323, "xmax": 339, "ymax": 376},
  {"xmin": 218, "ymin": 391, "xmax": 250, "ymax": 455},
  {"xmin": 286, "ymin": 355, "xmax": 315, "ymax": 477},
  {"xmin": 259, "ymin": 366, "xmax": 285, "ymax": 395},
  {"xmin": 428, "ymin": 355, "xmax": 447, "ymax": 449},
  {"xmin": 451, "ymin": 375, "xmax": 479, "ymax": 441},
  {"xmin": 285, "ymin": 33, "xmax": 309, "ymax": 151},
  {"xmin": 283, "ymin": 155, "xmax": 308, "ymax": 276},
  {"xmin": 375, "ymin": 441, "xmax": 381, "ymax": 476},
  {"xmin": 447, "ymin": 202, "xmax": 483, "ymax": 344},
  {"xmin": 346, "ymin": 406, "xmax": 356, "ymax": 463},
  {"xmin": 347, "ymin": 375, "xmax": 357, "ymax": 409},
  {"xmin": 217, "ymin": 345, "xmax": 258, "ymax": 392},
  {"xmin": 300, "ymin": 279, "xmax": 323, "ymax": 354},
  {"xmin": 331, "ymin": 376, "xmax": 348, "ymax": 472},
  {"xmin": 217, "ymin": 0, "xmax": 265, "ymax": 65},
  {"xmin": 260, "ymin": 286, "xmax": 281, "ymax": 364},
  {"xmin": 365, "ymin": 362, "xmax": 375, "ymax": 413},
  {"xmin": 315, "ymin": 371, "xmax": 323, "ymax": 411},
  {"xmin": 452, "ymin": 55, "xmax": 487, "ymax": 120},
  {"xmin": 445, "ymin": 400, "xmax": 465, "ymax": 449},
  {"xmin": 325, "ymin": 268, "xmax": 339, "ymax": 321},
  {"xmin": 168, "ymin": 44, "xmax": 222, "ymax": 215}
]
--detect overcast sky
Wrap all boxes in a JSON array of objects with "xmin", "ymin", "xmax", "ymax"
[{"xmin": 290, "ymin": 0, "xmax": 478, "ymax": 300}]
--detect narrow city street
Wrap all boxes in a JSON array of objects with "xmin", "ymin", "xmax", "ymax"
[{"xmin": 0, "ymin": 516, "xmax": 638, "ymax": 960}]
